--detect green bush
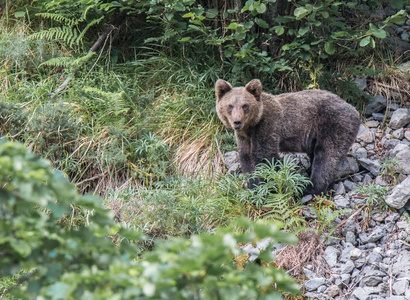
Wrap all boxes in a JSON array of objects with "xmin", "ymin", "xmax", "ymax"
[{"xmin": 0, "ymin": 139, "xmax": 300, "ymax": 299}]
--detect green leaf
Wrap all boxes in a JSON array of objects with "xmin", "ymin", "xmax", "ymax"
[
  {"xmin": 256, "ymin": 3, "xmax": 267, "ymax": 14},
  {"xmin": 226, "ymin": 22, "xmax": 238, "ymax": 30},
  {"xmin": 274, "ymin": 26, "xmax": 285, "ymax": 36},
  {"xmin": 14, "ymin": 11, "xmax": 26, "ymax": 18},
  {"xmin": 179, "ymin": 37, "xmax": 191, "ymax": 42},
  {"xmin": 325, "ymin": 41, "xmax": 335, "ymax": 54},
  {"xmin": 182, "ymin": 12, "xmax": 195, "ymax": 18},
  {"xmin": 391, "ymin": 0, "xmax": 404, "ymax": 9},
  {"xmin": 294, "ymin": 7, "xmax": 310, "ymax": 20},
  {"xmin": 359, "ymin": 36, "xmax": 371, "ymax": 47},
  {"xmin": 165, "ymin": 13, "xmax": 174, "ymax": 21},
  {"xmin": 255, "ymin": 18, "xmax": 269, "ymax": 28},
  {"xmin": 373, "ymin": 29, "xmax": 387, "ymax": 39},
  {"xmin": 206, "ymin": 8, "xmax": 218, "ymax": 18},
  {"xmin": 298, "ymin": 27, "xmax": 309, "ymax": 36},
  {"xmin": 173, "ymin": 2, "xmax": 185, "ymax": 12}
]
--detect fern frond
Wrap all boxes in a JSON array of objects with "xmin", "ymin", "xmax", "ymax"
[
  {"xmin": 76, "ymin": 16, "xmax": 104, "ymax": 45},
  {"xmin": 72, "ymin": 52, "xmax": 96, "ymax": 65},
  {"xmin": 36, "ymin": 13, "xmax": 84, "ymax": 26},
  {"xmin": 39, "ymin": 56, "xmax": 75, "ymax": 68},
  {"xmin": 28, "ymin": 27, "xmax": 79, "ymax": 47}
]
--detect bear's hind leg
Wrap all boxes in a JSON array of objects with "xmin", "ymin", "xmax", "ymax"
[{"xmin": 308, "ymin": 147, "xmax": 341, "ymax": 195}]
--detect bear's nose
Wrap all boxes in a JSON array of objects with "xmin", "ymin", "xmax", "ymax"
[{"xmin": 233, "ymin": 120, "xmax": 242, "ymax": 127}]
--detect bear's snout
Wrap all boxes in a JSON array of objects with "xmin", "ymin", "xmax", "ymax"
[{"xmin": 233, "ymin": 119, "xmax": 242, "ymax": 130}]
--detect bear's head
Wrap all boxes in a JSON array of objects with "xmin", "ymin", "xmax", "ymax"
[{"xmin": 215, "ymin": 79, "xmax": 264, "ymax": 132}]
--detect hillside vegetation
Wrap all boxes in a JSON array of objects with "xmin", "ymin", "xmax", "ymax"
[{"xmin": 1, "ymin": 0, "xmax": 409, "ymax": 298}]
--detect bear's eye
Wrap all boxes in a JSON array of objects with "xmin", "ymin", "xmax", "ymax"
[
  {"xmin": 228, "ymin": 105, "xmax": 233, "ymax": 111},
  {"xmin": 242, "ymin": 104, "xmax": 249, "ymax": 110}
]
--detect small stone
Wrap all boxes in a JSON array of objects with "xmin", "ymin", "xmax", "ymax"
[
  {"xmin": 304, "ymin": 278, "xmax": 327, "ymax": 292},
  {"xmin": 392, "ymin": 128, "xmax": 405, "ymax": 139},
  {"xmin": 341, "ymin": 260, "xmax": 355, "ymax": 274},
  {"xmin": 372, "ymin": 113, "xmax": 385, "ymax": 121},
  {"xmin": 375, "ymin": 176, "xmax": 388, "ymax": 186},
  {"xmin": 224, "ymin": 151, "xmax": 241, "ymax": 173},
  {"xmin": 366, "ymin": 120, "xmax": 379, "ymax": 128},
  {"xmin": 336, "ymin": 156, "xmax": 360, "ymax": 179},
  {"xmin": 343, "ymin": 179, "xmax": 356, "ymax": 191},
  {"xmin": 346, "ymin": 231, "xmax": 357, "ymax": 246},
  {"xmin": 389, "ymin": 108, "xmax": 410, "ymax": 130},
  {"xmin": 391, "ymin": 144, "xmax": 410, "ymax": 175},
  {"xmin": 359, "ymin": 232, "xmax": 370, "ymax": 244},
  {"xmin": 334, "ymin": 195, "xmax": 350, "ymax": 209},
  {"xmin": 385, "ymin": 212, "xmax": 400, "ymax": 222},
  {"xmin": 352, "ymin": 147, "xmax": 367, "ymax": 159},
  {"xmin": 405, "ymin": 130, "xmax": 410, "ymax": 142},
  {"xmin": 301, "ymin": 194, "xmax": 313, "ymax": 204},
  {"xmin": 358, "ymin": 158, "xmax": 380, "ymax": 176},
  {"xmin": 355, "ymin": 78, "xmax": 367, "ymax": 91},
  {"xmin": 324, "ymin": 246, "xmax": 340, "ymax": 268},
  {"xmin": 352, "ymin": 287, "xmax": 369, "ymax": 300},
  {"xmin": 365, "ymin": 95, "xmax": 387, "ymax": 117},
  {"xmin": 334, "ymin": 182, "xmax": 346, "ymax": 196},
  {"xmin": 302, "ymin": 267, "xmax": 318, "ymax": 280},
  {"xmin": 339, "ymin": 242, "xmax": 355, "ymax": 262},
  {"xmin": 367, "ymin": 252, "xmax": 383, "ymax": 264},
  {"xmin": 372, "ymin": 211, "xmax": 387, "ymax": 222},
  {"xmin": 363, "ymin": 275, "xmax": 383, "ymax": 286},
  {"xmin": 325, "ymin": 285, "xmax": 340, "ymax": 297},
  {"xmin": 357, "ymin": 127, "xmax": 376, "ymax": 144},
  {"xmin": 385, "ymin": 175, "xmax": 410, "ymax": 209},
  {"xmin": 349, "ymin": 248, "xmax": 363, "ymax": 261},
  {"xmin": 367, "ymin": 227, "xmax": 385, "ymax": 243}
]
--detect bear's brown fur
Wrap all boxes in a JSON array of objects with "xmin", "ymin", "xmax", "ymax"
[{"xmin": 215, "ymin": 79, "xmax": 361, "ymax": 195}]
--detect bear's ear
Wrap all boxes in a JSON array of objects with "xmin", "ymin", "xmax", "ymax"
[
  {"xmin": 215, "ymin": 79, "xmax": 232, "ymax": 101},
  {"xmin": 245, "ymin": 79, "xmax": 262, "ymax": 101}
]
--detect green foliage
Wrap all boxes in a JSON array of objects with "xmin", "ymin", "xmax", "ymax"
[
  {"xmin": 379, "ymin": 156, "xmax": 401, "ymax": 185},
  {"xmin": 0, "ymin": 140, "xmax": 300, "ymax": 299},
  {"xmin": 356, "ymin": 183, "xmax": 391, "ymax": 210},
  {"xmin": 240, "ymin": 156, "xmax": 311, "ymax": 229}
]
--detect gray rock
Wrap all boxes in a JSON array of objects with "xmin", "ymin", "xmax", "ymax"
[
  {"xmin": 372, "ymin": 112, "xmax": 385, "ymax": 121},
  {"xmin": 325, "ymin": 284, "xmax": 340, "ymax": 297},
  {"xmin": 399, "ymin": 61, "xmax": 410, "ymax": 74},
  {"xmin": 352, "ymin": 147, "xmax": 368, "ymax": 159},
  {"xmin": 350, "ymin": 248, "xmax": 363, "ymax": 261},
  {"xmin": 357, "ymin": 124, "xmax": 376, "ymax": 143},
  {"xmin": 336, "ymin": 156, "xmax": 360, "ymax": 179},
  {"xmin": 324, "ymin": 246, "xmax": 340, "ymax": 268},
  {"xmin": 359, "ymin": 232, "xmax": 370, "ymax": 244},
  {"xmin": 334, "ymin": 182, "xmax": 346, "ymax": 195},
  {"xmin": 365, "ymin": 95, "xmax": 387, "ymax": 116},
  {"xmin": 402, "ymin": 32, "xmax": 409, "ymax": 42},
  {"xmin": 389, "ymin": 108, "xmax": 410, "ymax": 130},
  {"xmin": 385, "ymin": 212, "xmax": 400, "ymax": 222},
  {"xmin": 391, "ymin": 144, "xmax": 410, "ymax": 174},
  {"xmin": 355, "ymin": 78, "xmax": 367, "ymax": 91},
  {"xmin": 372, "ymin": 211, "xmax": 388, "ymax": 222},
  {"xmin": 340, "ymin": 242, "xmax": 356, "ymax": 262},
  {"xmin": 405, "ymin": 130, "xmax": 410, "ymax": 141},
  {"xmin": 385, "ymin": 175, "xmax": 410, "ymax": 209},
  {"xmin": 387, "ymin": 296, "xmax": 409, "ymax": 300},
  {"xmin": 366, "ymin": 120, "xmax": 379, "ymax": 128},
  {"xmin": 375, "ymin": 175, "xmax": 389, "ymax": 186},
  {"xmin": 334, "ymin": 195, "xmax": 350, "ymax": 209},
  {"xmin": 367, "ymin": 252, "xmax": 383, "ymax": 264},
  {"xmin": 352, "ymin": 287, "xmax": 369, "ymax": 300},
  {"xmin": 344, "ymin": 179, "xmax": 356, "ymax": 191},
  {"xmin": 392, "ymin": 250, "xmax": 410, "ymax": 276},
  {"xmin": 382, "ymin": 137, "xmax": 401, "ymax": 150},
  {"xmin": 304, "ymin": 277, "xmax": 327, "ymax": 292},
  {"xmin": 346, "ymin": 231, "xmax": 357, "ymax": 246},
  {"xmin": 303, "ymin": 267, "xmax": 317, "ymax": 280},
  {"xmin": 393, "ymin": 128, "xmax": 405, "ymax": 139},
  {"xmin": 358, "ymin": 158, "xmax": 380, "ymax": 176},
  {"xmin": 367, "ymin": 227, "xmax": 386, "ymax": 243},
  {"xmin": 341, "ymin": 260, "xmax": 355, "ymax": 274},
  {"xmin": 363, "ymin": 275, "xmax": 383, "ymax": 286},
  {"xmin": 224, "ymin": 151, "xmax": 241, "ymax": 173}
]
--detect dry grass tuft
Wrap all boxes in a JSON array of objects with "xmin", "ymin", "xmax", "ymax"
[{"xmin": 275, "ymin": 230, "xmax": 323, "ymax": 277}]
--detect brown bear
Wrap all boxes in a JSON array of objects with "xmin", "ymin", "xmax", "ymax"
[{"xmin": 215, "ymin": 79, "xmax": 361, "ymax": 195}]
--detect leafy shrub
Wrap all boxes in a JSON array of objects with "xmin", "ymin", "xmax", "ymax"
[
  {"xmin": 0, "ymin": 139, "xmax": 300, "ymax": 299},
  {"xmin": 356, "ymin": 183, "xmax": 390, "ymax": 210},
  {"xmin": 240, "ymin": 156, "xmax": 311, "ymax": 229}
]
